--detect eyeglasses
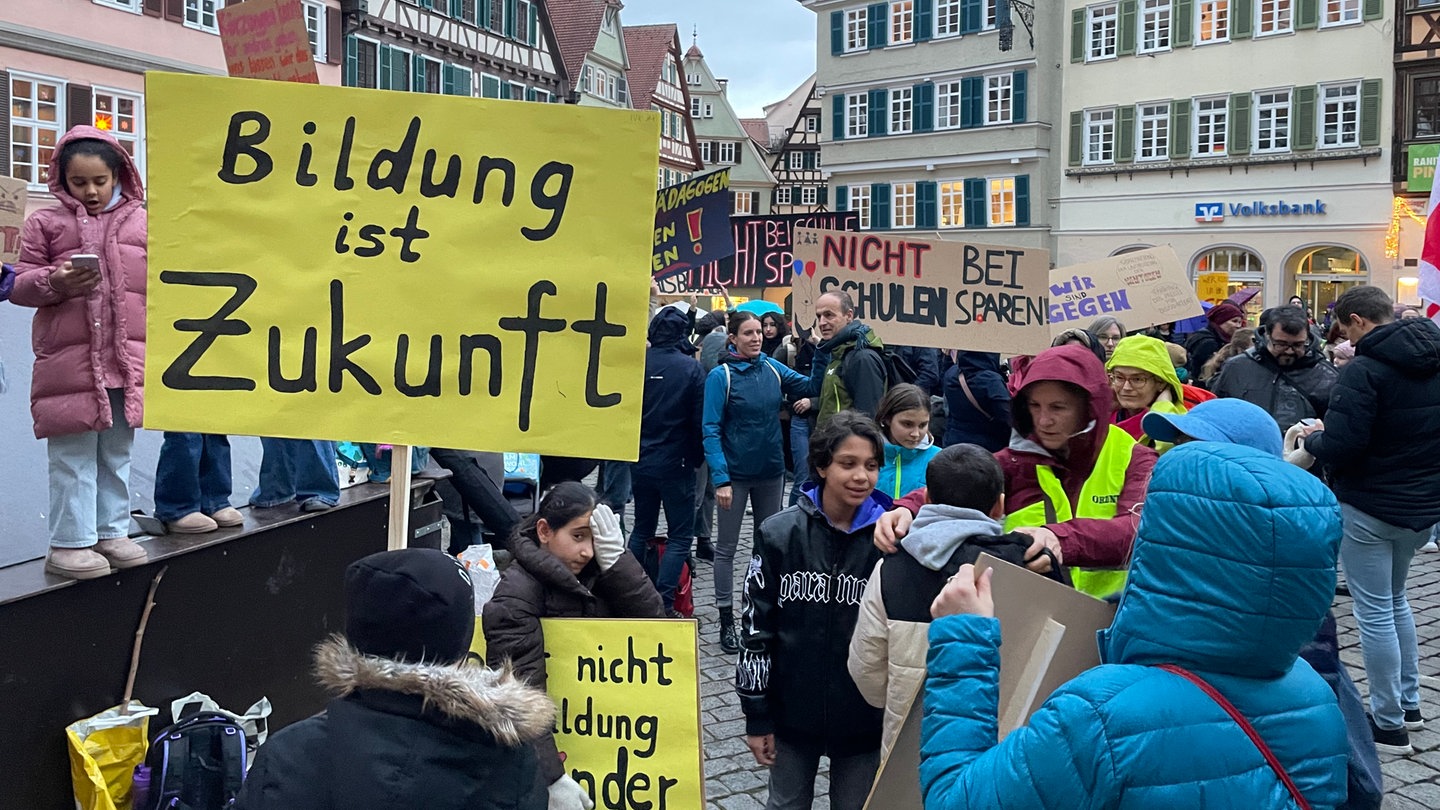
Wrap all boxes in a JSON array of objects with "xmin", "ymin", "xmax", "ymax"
[
  {"xmin": 1108, "ymin": 372, "xmax": 1159, "ymax": 389},
  {"xmin": 1269, "ymin": 339, "xmax": 1308, "ymax": 352}
]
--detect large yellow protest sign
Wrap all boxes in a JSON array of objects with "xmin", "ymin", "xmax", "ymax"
[
  {"xmin": 542, "ymin": 619, "xmax": 703, "ymax": 809},
  {"xmin": 144, "ymin": 73, "xmax": 658, "ymax": 458}
]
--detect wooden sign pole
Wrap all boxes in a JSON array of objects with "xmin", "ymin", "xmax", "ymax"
[{"xmin": 386, "ymin": 445, "xmax": 413, "ymax": 551}]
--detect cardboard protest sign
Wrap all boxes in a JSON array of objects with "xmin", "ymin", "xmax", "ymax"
[
  {"xmin": 688, "ymin": 211, "xmax": 861, "ymax": 289},
  {"xmin": 791, "ymin": 228, "xmax": 1052, "ymax": 354},
  {"xmin": 144, "ymin": 73, "xmax": 658, "ymax": 459},
  {"xmin": 864, "ymin": 555, "xmax": 1117, "ymax": 810},
  {"xmin": 218, "ymin": 0, "xmax": 319, "ymax": 84},
  {"xmin": 1196, "ymin": 271, "xmax": 1229, "ymax": 305},
  {"xmin": 542, "ymin": 619, "xmax": 704, "ymax": 810},
  {"xmin": 652, "ymin": 170, "xmax": 733, "ymax": 280},
  {"xmin": 0, "ymin": 175, "xmax": 27, "ymax": 264},
  {"xmin": 1048, "ymin": 246, "xmax": 1202, "ymax": 336}
]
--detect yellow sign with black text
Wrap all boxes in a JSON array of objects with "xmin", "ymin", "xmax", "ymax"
[
  {"xmin": 541, "ymin": 618, "xmax": 704, "ymax": 810},
  {"xmin": 143, "ymin": 73, "xmax": 658, "ymax": 458}
]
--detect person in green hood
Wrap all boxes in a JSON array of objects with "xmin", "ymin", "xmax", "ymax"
[{"xmin": 1106, "ymin": 334, "xmax": 1187, "ymax": 452}]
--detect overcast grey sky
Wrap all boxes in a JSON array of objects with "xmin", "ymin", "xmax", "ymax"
[{"xmin": 618, "ymin": 0, "xmax": 816, "ymax": 118}]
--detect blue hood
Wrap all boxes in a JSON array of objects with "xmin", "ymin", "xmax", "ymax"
[
  {"xmin": 1099, "ymin": 443, "xmax": 1340, "ymax": 678},
  {"xmin": 801, "ymin": 482, "xmax": 893, "ymax": 533},
  {"xmin": 648, "ymin": 307, "xmax": 697, "ymax": 354}
]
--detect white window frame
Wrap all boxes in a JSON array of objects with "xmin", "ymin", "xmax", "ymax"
[
  {"xmin": 416, "ymin": 55, "xmax": 443, "ymax": 93},
  {"xmin": 936, "ymin": 80, "xmax": 962, "ymax": 130},
  {"xmin": 508, "ymin": 81, "xmax": 526, "ymax": 101},
  {"xmin": 703, "ymin": 102, "xmax": 713, "ymax": 118},
  {"xmin": 789, "ymin": 151, "xmax": 805, "ymax": 170},
  {"xmin": 8, "ymin": 72, "xmax": 66, "ymax": 188},
  {"xmin": 1084, "ymin": 107, "xmax": 1117, "ymax": 165},
  {"xmin": 890, "ymin": 86, "xmax": 914, "ymax": 135},
  {"xmin": 776, "ymin": 187, "xmax": 793, "ymax": 205},
  {"xmin": 93, "ymin": 0, "xmax": 142, "ymax": 13},
  {"xmin": 850, "ymin": 185, "xmax": 873, "ymax": 230},
  {"xmin": 1253, "ymin": 88, "xmax": 1291, "ymax": 154},
  {"xmin": 91, "ymin": 86, "xmax": 144, "ymax": 176},
  {"xmin": 805, "ymin": 115, "xmax": 819, "ymax": 132},
  {"xmin": 1193, "ymin": 95, "xmax": 1229, "ymax": 156},
  {"xmin": 847, "ymin": 92, "xmax": 869, "ymax": 138},
  {"xmin": 717, "ymin": 141, "xmax": 738, "ymax": 164},
  {"xmin": 1322, "ymin": 0, "xmax": 1361, "ymax": 26},
  {"xmin": 891, "ymin": 1, "xmax": 915, "ymax": 45},
  {"xmin": 700, "ymin": 141, "xmax": 712, "ymax": 163},
  {"xmin": 691, "ymin": 97, "xmax": 701, "ymax": 117},
  {"xmin": 733, "ymin": 190, "xmax": 755, "ymax": 216},
  {"xmin": 351, "ymin": 35, "xmax": 380, "ymax": 89},
  {"xmin": 985, "ymin": 73, "xmax": 1013, "ymax": 125},
  {"xmin": 481, "ymin": 73, "xmax": 502, "ymax": 99},
  {"xmin": 936, "ymin": 0, "xmax": 961, "ymax": 37},
  {"xmin": 845, "ymin": 8, "xmax": 869, "ymax": 51},
  {"xmin": 1320, "ymin": 81, "xmax": 1361, "ymax": 148},
  {"xmin": 687, "ymin": 72, "xmax": 700, "ymax": 86},
  {"xmin": 1137, "ymin": 102, "xmax": 1170, "ymax": 160},
  {"xmin": 515, "ymin": 0, "xmax": 531, "ymax": 42},
  {"xmin": 1139, "ymin": 0, "xmax": 1172, "ymax": 53},
  {"xmin": 984, "ymin": 0, "xmax": 999, "ymax": 28},
  {"xmin": 988, "ymin": 176, "xmax": 1017, "ymax": 228},
  {"xmin": 184, "ymin": 0, "xmax": 223, "ymax": 33},
  {"xmin": 1088, "ymin": 3, "xmax": 1120, "ymax": 62},
  {"xmin": 892, "ymin": 181, "xmax": 917, "ymax": 228},
  {"xmin": 939, "ymin": 180, "xmax": 964, "ymax": 228},
  {"xmin": 1196, "ymin": 0, "xmax": 1229, "ymax": 44},
  {"xmin": 448, "ymin": 64, "xmax": 473, "ymax": 97},
  {"xmin": 801, "ymin": 186, "xmax": 819, "ymax": 206},
  {"xmin": 1257, "ymin": 0, "xmax": 1293, "ymax": 35},
  {"xmin": 602, "ymin": 7, "xmax": 616, "ymax": 33},
  {"xmin": 302, "ymin": 1, "xmax": 327, "ymax": 61}
]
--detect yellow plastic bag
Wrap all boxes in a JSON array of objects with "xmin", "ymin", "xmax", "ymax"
[{"xmin": 66, "ymin": 701, "xmax": 158, "ymax": 810}]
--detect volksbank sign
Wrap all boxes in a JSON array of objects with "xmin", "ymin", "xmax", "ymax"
[{"xmin": 1194, "ymin": 200, "xmax": 1328, "ymax": 223}]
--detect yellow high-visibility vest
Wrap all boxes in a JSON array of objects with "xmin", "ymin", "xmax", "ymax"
[{"xmin": 1003, "ymin": 424, "xmax": 1136, "ymax": 599}]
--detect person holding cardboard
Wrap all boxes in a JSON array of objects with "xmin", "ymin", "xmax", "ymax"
[{"xmin": 919, "ymin": 443, "xmax": 1348, "ymax": 808}]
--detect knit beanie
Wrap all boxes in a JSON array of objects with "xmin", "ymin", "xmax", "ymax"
[
  {"xmin": 345, "ymin": 549, "xmax": 475, "ymax": 664},
  {"xmin": 1207, "ymin": 301, "xmax": 1245, "ymax": 326}
]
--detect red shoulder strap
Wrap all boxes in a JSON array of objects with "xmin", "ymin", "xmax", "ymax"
[{"xmin": 1155, "ymin": 664, "xmax": 1312, "ymax": 810}]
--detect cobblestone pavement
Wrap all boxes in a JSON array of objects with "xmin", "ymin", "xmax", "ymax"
[{"xmin": 656, "ymin": 497, "xmax": 1440, "ymax": 809}]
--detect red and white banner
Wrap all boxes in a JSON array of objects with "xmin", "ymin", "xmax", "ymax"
[{"xmin": 1419, "ymin": 178, "xmax": 1440, "ymax": 323}]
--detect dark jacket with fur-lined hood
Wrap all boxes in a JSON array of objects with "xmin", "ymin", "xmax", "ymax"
[
  {"xmin": 234, "ymin": 637, "xmax": 553, "ymax": 810},
  {"xmin": 482, "ymin": 530, "xmax": 665, "ymax": 783}
]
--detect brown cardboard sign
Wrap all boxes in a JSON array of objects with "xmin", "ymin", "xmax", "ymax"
[
  {"xmin": 791, "ymin": 228, "xmax": 1052, "ymax": 354},
  {"xmin": 218, "ymin": 0, "xmax": 320, "ymax": 84},
  {"xmin": 1048, "ymin": 246, "xmax": 1203, "ymax": 335},
  {"xmin": 864, "ymin": 554, "xmax": 1117, "ymax": 809},
  {"xmin": 0, "ymin": 176, "xmax": 28, "ymax": 264}
]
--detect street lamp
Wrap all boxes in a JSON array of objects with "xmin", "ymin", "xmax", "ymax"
[{"xmin": 997, "ymin": 0, "xmax": 1036, "ymax": 52}]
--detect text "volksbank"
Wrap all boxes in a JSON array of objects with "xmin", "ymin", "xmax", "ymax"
[{"xmin": 1228, "ymin": 200, "xmax": 1327, "ymax": 217}]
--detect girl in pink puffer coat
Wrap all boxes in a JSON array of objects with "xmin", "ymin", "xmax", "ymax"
[{"xmin": 11, "ymin": 126, "xmax": 148, "ymax": 580}]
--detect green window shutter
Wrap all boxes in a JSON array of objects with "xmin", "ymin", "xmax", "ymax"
[
  {"xmin": 441, "ymin": 64, "xmax": 454, "ymax": 95},
  {"xmin": 500, "ymin": 82, "xmax": 512, "ymax": 100},
  {"xmin": 1117, "ymin": 105, "xmax": 1136, "ymax": 162},
  {"xmin": 914, "ymin": 83, "xmax": 934, "ymax": 133},
  {"xmin": 869, "ymin": 89, "xmax": 888, "ymax": 136},
  {"xmin": 1118, "ymin": 0, "xmax": 1137, "ymax": 56},
  {"xmin": 872, "ymin": 183, "xmax": 892, "ymax": 230},
  {"xmin": 1170, "ymin": 99, "xmax": 1191, "ymax": 158},
  {"xmin": 1232, "ymin": 0, "xmax": 1253, "ymax": 38},
  {"xmin": 835, "ymin": 185, "xmax": 848, "ymax": 211},
  {"xmin": 450, "ymin": 0, "xmax": 463, "ymax": 17},
  {"xmin": 1015, "ymin": 175, "xmax": 1030, "ymax": 227},
  {"xmin": 1296, "ymin": 0, "xmax": 1318, "ymax": 29},
  {"xmin": 916, "ymin": 0, "xmax": 934, "ymax": 41},
  {"xmin": 868, "ymin": 3, "xmax": 889, "ymax": 47},
  {"xmin": 413, "ymin": 58, "xmax": 427, "ymax": 93},
  {"xmin": 480, "ymin": 0, "xmax": 492, "ymax": 29},
  {"xmin": 1071, "ymin": 8, "xmax": 1086, "ymax": 63},
  {"xmin": 960, "ymin": 76, "xmax": 980, "ymax": 129},
  {"xmin": 1013, "ymin": 71, "xmax": 1028, "ymax": 123},
  {"xmin": 1360, "ymin": 78, "xmax": 1382, "ymax": 146},
  {"xmin": 378, "ymin": 44, "xmax": 393, "ymax": 89},
  {"xmin": 1229, "ymin": 93, "xmax": 1251, "ymax": 155},
  {"xmin": 1363, "ymin": 0, "xmax": 1383, "ymax": 21},
  {"xmin": 1174, "ymin": 0, "xmax": 1193, "ymax": 46},
  {"xmin": 833, "ymin": 95, "xmax": 846, "ymax": 141},
  {"xmin": 961, "ymin": 0, "xmax": 982, "ymax": 33},
  {"xmin": 344, "ymin": 35, "xmax": 357, "ymax": 87},
  {"xmin": 831, "ymin": 11, "xmax": 844, "ymax": 54},
  {"xmin": 963, "ymin": 178, "xmax": 987, "ymax": 228},
  {"xmin": 1293, "ymin": 85, "xmax": 1316, "ymax": 150},
  {"xmin": 819, "ymin": 186, "xmax": 829, "ymax": 207},
  {"xmin": 1069, "ymin": 110, "xmax": 1084, "ymax": 166},
  {"xmin": 530, "ymin": 5, "xmax": 539, "ymax": 45},
  {"xmin": 917, "ymin": 181, "xmax": 938, "ymax": 229}
]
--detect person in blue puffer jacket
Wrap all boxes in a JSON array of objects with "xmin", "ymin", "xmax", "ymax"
[
  {"xmin": 704, "ymin": 311, "xmax": 822, "ymax": 653},
  {"xmin": 874, "ymin": 384, "xmax": 940, "ymax": 501},
  {"xmin": 920, "ymin": 442, "xmax": 1348, "ymax": 809}
]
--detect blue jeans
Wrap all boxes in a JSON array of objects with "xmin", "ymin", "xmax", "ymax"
[
  {"xmin": 598, "ymin": 460, "xmax": 632, "ymax": 520},
  {"xmin": 154, "ymin": 433, "xmax": 233, "ymax": 522},
  {"xmin": 628, "ymin": 469, "xmax": 696, "ymax": 611},
  {"xmin": 47, "ymin": 388, "xmax": 133, "ymax": 548},
  {"xmin": 788, "ymin": 414, "xmax": 813, "ymax": 506},
  {"xmin": 250, "ymin": 439, "xmax": 340, "ymax": 507},
  {"xmin": 358, "ymin": 444, "xmax": 429, "ymax": 483},
  {"xmin": 1340, "ymin": 503, "xmax": 1431, "ymax": 731}
]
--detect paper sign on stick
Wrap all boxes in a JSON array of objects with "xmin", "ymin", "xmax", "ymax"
[
  {"xmin": 791, "ymin": 228, "xmax": 1052, "ymax": 355},
  {"xmin": 652, "ymin": 170, "xmax": 734, "ymax": 280},
  {"xmin": 542, "ymin": 619, "xmax": 705, "ymax": 810},
  {"xmin": 1196, "ymin": 272, "xmax": 1229, "ymax": 305},
  {"xmin": 864, "ymin": 555, "xmax": 1116, "ymax": 809},
  {"xmin": 0, "ymin": 176, "xmax": 28, "ymax": 264},
  {"xmin": 144, "ymin": 73, "xmax": 659, "ymax": 459},
  {"xmin": 1048, "ymin": 246, "xmax": 1202, "ymax": 335},
  {"xmin": 218, "ymin": 0, "xmax": 319, "ymax": 84}
]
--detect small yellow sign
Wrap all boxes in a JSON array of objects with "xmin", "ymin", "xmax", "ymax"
[
  {"xmin": 1196, "ymin": 272, "xmax": 1230, "ymax": 305},
  {"xmin": 542, "ymin": 618, "xmax": 704, "ymax": 810},
  {"xmin": 143, "ymin": 73, "xmax": 659, "ymax": 458}
]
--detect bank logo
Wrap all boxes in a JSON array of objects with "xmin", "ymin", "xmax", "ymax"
[{"xmin": 1195, "ymin": 202, "xmax": 1225, "ymax": 223}]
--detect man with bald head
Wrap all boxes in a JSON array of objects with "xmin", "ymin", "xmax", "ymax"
[{"xmin": 808, "ymin": 291, "xmax": 889, "ymax": 428}]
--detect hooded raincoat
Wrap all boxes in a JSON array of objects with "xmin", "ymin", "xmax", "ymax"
[
  {"xmin": 11, "ymin": 126, "xmax": 146, "ymax": 439},
  {"xmin": 919, "ymin": 443, "xmax": 1348, "ymax": 809},
  {"xmin": 1106, "ymin": 335, "xmax": 1187, "ymax": 450},
  {"xmin": 637, "ymin": 308, "xmax": 705, "ymax": 478},
  {"xmin": 703, "ymin": 351, "xmax": 820, "ymax": 487},
  {"xmin": 942, "ymin": 351, "xmax": 1011, "ymax": 452}
]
